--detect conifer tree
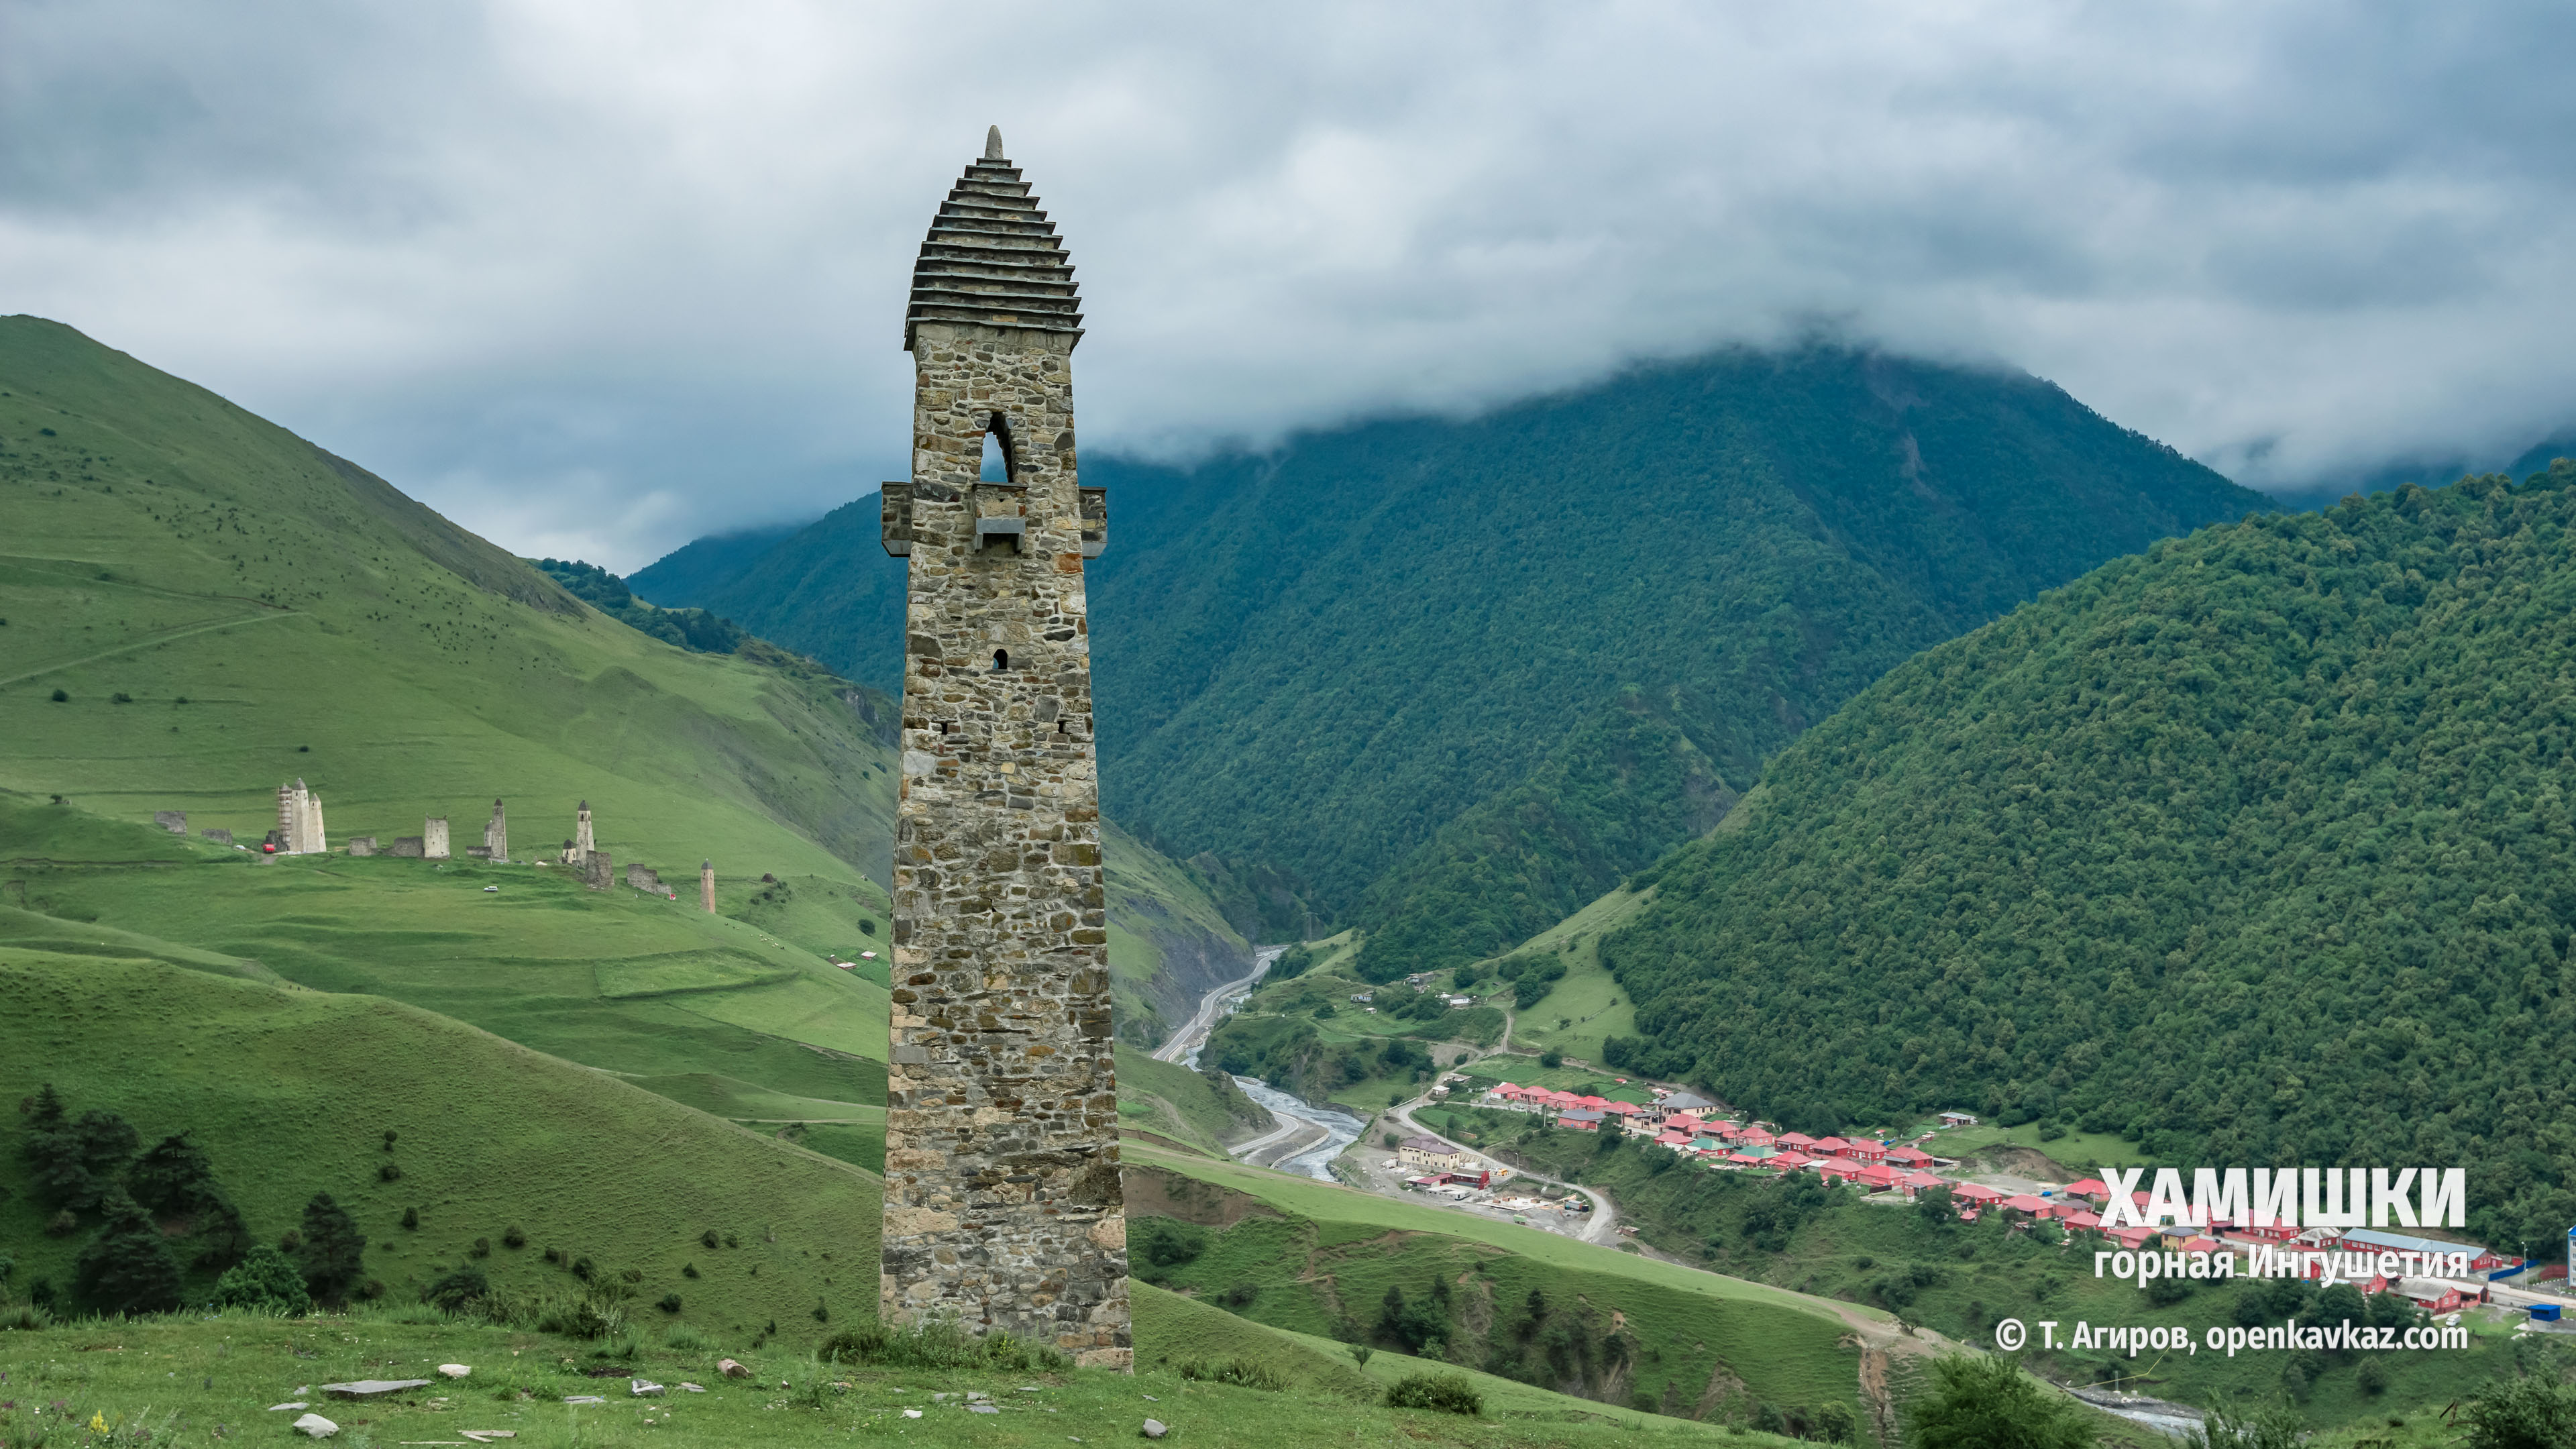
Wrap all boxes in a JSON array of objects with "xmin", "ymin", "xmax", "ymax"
[
  {"xmin": 295, "ymin": 1193, "xmax": 368, "ymax": 1304},
  {"xmin": 74, "ymin": 1191, "xmax": 182, "ymax": 1316}
]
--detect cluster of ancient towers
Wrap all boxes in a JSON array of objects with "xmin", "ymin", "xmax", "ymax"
[{"xmin": 207, "ymin": 788, "xmax": 715, "ymax": 910}]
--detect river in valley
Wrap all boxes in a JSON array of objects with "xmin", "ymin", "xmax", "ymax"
[{"xmin": 1164, "ymin": 945, "xmax": 1366, "ymax": 1181}]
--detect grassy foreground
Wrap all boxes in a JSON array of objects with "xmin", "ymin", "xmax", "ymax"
[
  {"xmin": 0, "ymin": 1287, "xmax": 1810, "ymax": 1449},
  {"xmin": 0, "ymin": 949, "xmax": 879, "ymax": 1345}
]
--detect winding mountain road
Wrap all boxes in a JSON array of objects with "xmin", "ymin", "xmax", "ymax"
[{"xmin": 1150, "ymin": 945, "xmax": 1282, "ymax": 1065}]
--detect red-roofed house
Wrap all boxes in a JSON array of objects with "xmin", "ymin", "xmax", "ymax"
[
  {"xmin": 1727, "ymin": 1151, "xmax": 1767, "ymax": 1167},
  {"xmin": 1951, "ymin": 1183, "xmax": 2005, "ymax": 1205},
  {"xmin": 1778, "ymin": 1132, "xmax": 1819, "ymax": 1150},
  {"xmin": 1811, "ymin": 1136, "xmax": 1850, "ymax": 1155},
  {"xmin": 1818, "ymin": 1160, "xmax": 1864, "ymax": 1183},
  {"xmin": 2061, "ymin": 1210, "xmax": 2103, "ymax": 1230},
  {"xmin": 1770, "ymin": 1150, "xmax": 1812, "ymax": 1169},
  {"xmin": 2003, "ymin": 1194, "xmax": 2051, "ymax": 1215},
  {"xmin": 1854, "ymin": 1164, "xmax": 1898, "ymax": 1191},
  {"xmin": 2396, "ymin": 1279, "xmax": 2465, "ymax": 1316},
  {"xmin": 1576, "ymin": 1095, "xmax": 1611, "ymax": 1110},
  {"xmin": 1886, "ymin": 1146, "xmax": 1934, "ymax": 1169},
  {"xmin": 2179, "ymin": 1236, "xmax": 2226, "ymax": 1257},
  {"xmin": 2109, "ymin": 1225, "xmax": 2158, "ymax": 1249},
  {"xmin": 2062, "ymin": 1178, "xmax": 2110, "ymax": 1201},
  {"xmin": 1841, "ymin": 1140, "xmax": 1888, "ymax": 1165},
  {"xmin": 1735, "ymin": 1127, "xmax": 1776, "ymax": 1148}
]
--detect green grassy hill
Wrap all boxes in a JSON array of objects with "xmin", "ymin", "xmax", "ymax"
[
  {"xmin": 1121, "ymin": 1143, "xmax": 1945, "ymax": 1441},
  {"xmin": 0, "ymin": 314, "xmax": 898, "ymax": 890},
  {"xmin": 2, "ymin": 792, "xmax": 888, "ymax": 1129},
  {"xmin": 0, "ymin": 947, "xmax": 877, "ymax": 1339},
  {"xmin": 1102, "ymin": 819, "xmax": 1255, "ymax": 1046},
  {"xmin": 1116, "ymin": 1047, "xmax": 1269, "ymax": 1157},
  {"xmin": 1603, "ymin": 465, "xmax": 2576, "ymax": 1252}
]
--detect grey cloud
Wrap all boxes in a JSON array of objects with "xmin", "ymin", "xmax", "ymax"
[{"xmin": 5, "ymin": 0, "xmax": 2573, "ymax": 570}]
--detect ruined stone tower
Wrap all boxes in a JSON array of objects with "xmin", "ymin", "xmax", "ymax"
[
  {"xmin": 274, "ymin": 780, "xmax": 326, "ymax": 855},
  {"xmin": 877, "ymin": 126, "xmax": 1127, "ymax": 1367},
  {"xmin": 484, "ymin": 799, "xmax": 508, "ymax": 863},
  {"xmin": 700, "ymin": 859, "xmax": 716, "ymax": 914}
]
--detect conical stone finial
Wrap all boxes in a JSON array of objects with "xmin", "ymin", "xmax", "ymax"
[{"xmin": 983, "ymin": 125, "xmax": 1004, "ymax": 161}]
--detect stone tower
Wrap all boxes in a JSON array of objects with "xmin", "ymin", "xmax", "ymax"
[
  {"xmin": 575, "ymin": 801, "xmax": 596, "ymax": 863},
  {"xmin": 274, "ymin": 780, "xmax": 326, "ymax": 854},
  {"xmin": 484, "ymin": 799, "xmax": 508, "ymax": 863},
  {"xmin": 423, "ymin": 816, "xmax": 450, "ymax": 861},
  {"xmin": 877, "ymin": 126, "xmax": 1126, "ymax": 1367},
  {"xmin": 700, "ymin": 859, "xmax": 716, "ymax": 914}
]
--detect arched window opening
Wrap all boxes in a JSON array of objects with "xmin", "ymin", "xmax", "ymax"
[
  {"xmin": 991, "ymin": 649, "xmax": 1010, "ymax": 672},
  {"xmin": 978, "ymin": 415, "xmax": 1016, "ymax": 482}
]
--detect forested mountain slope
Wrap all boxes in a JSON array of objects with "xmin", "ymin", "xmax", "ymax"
[
  {"xmin": 1603, "ymin": 464, "xmax": 2576, "ymax": 1250},
  {"xmin": 641, "ymin": 347, "xmax": 2262, "ymax": 965}
]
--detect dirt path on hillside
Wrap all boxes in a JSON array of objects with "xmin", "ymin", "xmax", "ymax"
[{"xmin": 0, "ymin": 608, "xmax": 292, "ymax": 688}]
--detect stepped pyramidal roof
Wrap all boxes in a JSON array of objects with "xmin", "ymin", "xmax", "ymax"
[{"xmin": 905, "ymin": 126, "xmax": 1083, "ymax": 351}]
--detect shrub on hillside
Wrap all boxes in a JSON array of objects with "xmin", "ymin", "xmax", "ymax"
[
  {"xmin": 1902, "ymin": 1354, "xmax": 2091, "ymax": 1449},
  {"xmin": 2461, "ymin": 1377, "xmax": 2576, "ymax": 1449},
  {"xmin": 657, "ymin": 1293, "xmax": 682, "ymax": 1313},
  {"xmin": 818, "ymin": 1320, "xmax": 1069, "ymax": 1373},
  {"xmin": 2182, "ymin": 1405, "xmax": 2306, "ymax": 1449},
  {"xmin": 1177, "ymin": 1356, "xmax": 1285, "ymax": 1390},
  {"xmin": 1128, "ymin": 1217, "xmax": 1207, "ymax": 1280},
  {"xmin": 211, "ymin": 1244, "xmax": 313, "ymax": 1316},
  {"xmin": 503, "ymin": 1225, "xmax": 527, "ymax": 1249},
  {"xmin": 421, "ymin": 1263, "xmax": 491, "ymax": 1313},
  {"xmin": 1383, "ymin": 1373, "xmax": 1481, "ymax": 1415}
]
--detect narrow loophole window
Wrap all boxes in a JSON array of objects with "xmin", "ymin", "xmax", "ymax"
[
  {"xmin": 1055, "ymin": 720, "xmax": 1067, "ymax": 734},
  {"xmin": 980, "ymin": 431, "xmax": 1007, "ymax": 480},
  {"xmin": 991, "ymin": 649, "xmax": 1009, "ymax": 672}
]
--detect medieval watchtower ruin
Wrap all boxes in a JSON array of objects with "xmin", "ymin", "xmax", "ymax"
[{"xmin": 877, "ymin": 127, "xmax": 1126, "ymax": 1368}]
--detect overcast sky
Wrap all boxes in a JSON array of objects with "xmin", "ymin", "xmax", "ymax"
[{"xmin": 8, "ymin": 1, "xmax": 2573, "ymax": 570}]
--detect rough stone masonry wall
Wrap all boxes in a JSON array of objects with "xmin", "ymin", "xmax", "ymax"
[{"xmin": 882, "ymin": 319, "xmax": 1128, "ymax": 1367}]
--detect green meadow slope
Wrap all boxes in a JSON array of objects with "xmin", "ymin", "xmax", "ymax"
[
  {"xmin": 0, "ymin": 947, "xmax": 878, "ymax": 1341},
  {"xmin": 1, "ymin": 792, "xmax": 890, "ymax": 1134},
  {"xmin": 0, "ymin": 314, "xmax": 898, "ymax": 890},
  {"xmin": 1120, "ymin": 1144, "xmax": 1947, "ymax": 1441},
  {"xmin": 1102, "ymin": 818, "xmax": 1255, "ymax": 1046}
]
